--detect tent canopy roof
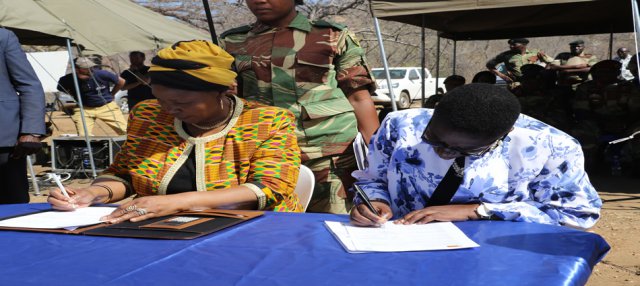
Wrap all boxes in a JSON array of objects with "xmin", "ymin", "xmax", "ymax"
[
  {"xmin": 0, "ymin": 0, "xmax": 71, "ymax": 45},
  {"xmin": 370, "ymin": 0, "xmax": 633, "ymax": 40},
  {"xmin": 0, "ymin": 0, "xmax": 210, "ymax": 55}
]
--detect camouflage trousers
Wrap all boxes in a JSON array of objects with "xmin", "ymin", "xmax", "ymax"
[{"xmin": 304, "ymin": 147, "xmax": 357, "ymax": 214}]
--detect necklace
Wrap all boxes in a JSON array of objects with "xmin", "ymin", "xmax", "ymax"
[
  {"xmin": 452, "ymin": 159, "xmax": 465, "ymax": 177},
  {"xmin": 190, "ymin": 96, "xmax": 234, "ymax": 130}
]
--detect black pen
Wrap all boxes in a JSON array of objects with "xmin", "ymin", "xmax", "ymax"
[{"xmin": 353, "ymin": 184, "xmax": 381, "ymax": 217}]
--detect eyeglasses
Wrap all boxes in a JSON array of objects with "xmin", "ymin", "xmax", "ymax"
[{"xmin": 421, "ymin": 124, "xmax": 505, "ymax": 157}]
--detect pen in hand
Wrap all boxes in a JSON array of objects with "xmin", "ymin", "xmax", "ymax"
[
  {"xmin": 353, "ymin": 184, "xmax": 388, "ymax": 227},
  {"xmin": 49, "ymin": 174, "xmax": 75, "ymax": 208}
]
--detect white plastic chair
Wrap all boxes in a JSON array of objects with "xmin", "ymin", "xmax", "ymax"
[
  {"xmin": 353, "ymin": 132, "xmax": 369, "ymax": 170},
  {"xmin": 294, "ymin": 165, "xmax": 315, "ymax": 212}
]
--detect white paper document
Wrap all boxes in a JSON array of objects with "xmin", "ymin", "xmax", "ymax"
[
  {"xmin": 324, "ymin": 221, "xmax": 479, "ymax": 253},
  {"xmin": 0, "ymin": 207, "xmax": 116, "ymax": 230}
]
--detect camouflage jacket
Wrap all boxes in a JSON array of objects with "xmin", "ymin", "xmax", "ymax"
[
  {"xmin": 220, "ymin": 13, "xmax": 375, "ymax": 160},
  {"xmin": 553, "ymin": 52, "xmax": 598, "ymax": 84},
  {"xmin": 487, "ymin": 49, "xmax": 553, "ymax": 79},
  {"xmin": 554, "ymin": 52, "xmax": 598, "ymax": 66}
]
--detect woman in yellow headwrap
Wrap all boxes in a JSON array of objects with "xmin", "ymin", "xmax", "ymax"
[{"xmin": 48, "ymin": 40, "xmax": 303, "ymax": 221}]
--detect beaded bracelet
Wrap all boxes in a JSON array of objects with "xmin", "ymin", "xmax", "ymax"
[{"xmin": 92, "ymin": 184, "xmax": 114, "ymax": 204}]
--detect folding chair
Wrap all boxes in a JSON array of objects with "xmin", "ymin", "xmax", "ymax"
[
  {"xmin": 353, "ymin": 132, "xmax": 369, "ymax": 170},
  {"xmin": 294, "ymin": 165, "xmax": 315, "ymax": 212}
]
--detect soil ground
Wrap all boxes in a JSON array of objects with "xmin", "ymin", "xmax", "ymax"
[{"xmin": 27, "ymin": 110, "xmax": 640, "ymax": 285}]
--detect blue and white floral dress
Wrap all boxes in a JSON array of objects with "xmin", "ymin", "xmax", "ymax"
[{"xmin": 353, "ymin": 109, "xmax": 602, "ymax": 229}]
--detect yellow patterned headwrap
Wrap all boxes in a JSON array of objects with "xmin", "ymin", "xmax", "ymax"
[{"xmin": 150, "ymin": 40, "xmax": 236, "ymax": 87}]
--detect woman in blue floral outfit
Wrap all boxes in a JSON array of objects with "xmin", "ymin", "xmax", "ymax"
[{"xmin": 351, "ymin": 84, "xmax": 601, "ymax": 229}]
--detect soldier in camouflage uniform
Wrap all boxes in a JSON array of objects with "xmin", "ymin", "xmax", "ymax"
[
  {"xmin": 549, "ymin": 40, "xmax": 598, "ymax": 87},
  {"xmin": 219, "ymin": 0, "xmax": 379, "ymax": 214},
  {"xmin": 486, "ymin": 38, "xmax": 554, "ymax": 89}
]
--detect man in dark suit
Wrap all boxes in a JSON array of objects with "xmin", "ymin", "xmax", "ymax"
[{"xmin": 0, "ymin": 28, "xmax": 46, "ymax": 204}]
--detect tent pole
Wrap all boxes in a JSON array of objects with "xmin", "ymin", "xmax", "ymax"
[
  {"xmin": 421, "ymin": 15, "xmax": 426, "ymax": 107},
  {"xmin": 65, "ymin": 39, "xmax": 97, "ymax": 178},
  {"xmin": 202, "ymin": 0, "xmax": 218, "ymax": 45},
  {"xmin": 26, "ymin": 155, "xmax": 41, "ymax": 196},
  {"xmin": 453, "ymin": 40, "xmax": 457, "ymax": 74},
  {"xmin": 609, "ymin": 29, "xmax": 613, "ymax": 60},
  {"xmin": 633, "ymin": 0, "xmax": 640, "ymax": 73},
  {"xmin": 435, "ymin": 35, "xmax": 440, "ymax": 95},
  {"xmin": 373, "ymin": 17, "xmax": 398, "ymax": 111}
]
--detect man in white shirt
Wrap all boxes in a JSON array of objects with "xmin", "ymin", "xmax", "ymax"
[{"xmin": 614, "ymin": 47, "xmax": 634, "ymax": 81}]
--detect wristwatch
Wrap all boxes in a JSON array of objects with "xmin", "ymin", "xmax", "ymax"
[{"xmin": 474, "ymin": 203, "xmax": 494, "ymax": 220}]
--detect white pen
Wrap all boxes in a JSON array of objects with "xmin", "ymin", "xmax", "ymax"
[{"xmin": 50, "ymin": 174, "xmax": 70, "ymax": 199}]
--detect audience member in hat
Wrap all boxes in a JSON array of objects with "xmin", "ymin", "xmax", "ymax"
[
  {"xmin": 350, "ymin": 84, "xmax": 601, "ymax": 229},
  {"xmin": 220, "ymin": 0, "xmax": 379, "ymax": 214},
  {"xmin": 48, "ymin": 40, "xmax": 304, "ymax": 221},
  {"xmin": 548, "ymin": 40, "xmax": 598, "ymax": 87},
  {"xmin": 486, "ymin": 38, "xmax": 553, "ymax": 88},
  {"xmin": 57, "ymin": 56, "xmax": 127, "ymax": 136}
]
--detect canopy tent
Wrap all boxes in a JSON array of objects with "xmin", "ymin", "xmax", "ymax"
[
  {"xmin": 370, "ymin": 0, "xmax": 633, "ymax": 40},
  {"xmin": 368, "ymin": 0, "xmax": 639, "ymax": 111},
  {"xmin": 0, "ymin": 0, "xmax": 70, "ymax": 45},
  {"xmin": 0, "ymin": 0, "xmax": 209, "ymax": 54},
  {"xmin": 1, "ymin": 0, "xmax": 211, "ymax": 177}
]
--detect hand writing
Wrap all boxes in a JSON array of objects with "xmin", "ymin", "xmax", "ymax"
[
  {"xmin": 48, "ymin": 187, "xmax": 95, "ymax": 210},
  {"xmin": 350, "ymin": 201, "xmax": 392, "ymax": 227}
]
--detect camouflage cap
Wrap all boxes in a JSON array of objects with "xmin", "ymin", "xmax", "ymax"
[
  {"xmin": 508, "ymin": 38, "xmax": 529, "ymax": 45},
  {"xmin": 569, "ymin": 40, "xmax": 585, "ymax": 46}
]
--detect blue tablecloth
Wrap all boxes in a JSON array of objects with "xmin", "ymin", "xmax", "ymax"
[{"xmin": 0, "ymin": 204, "xmax": 609, "ymax": 286}]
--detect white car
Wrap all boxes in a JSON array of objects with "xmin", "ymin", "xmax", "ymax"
[{"xmin": 371, "ymin": 67, "xmax": 446, "ymax": 109}]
